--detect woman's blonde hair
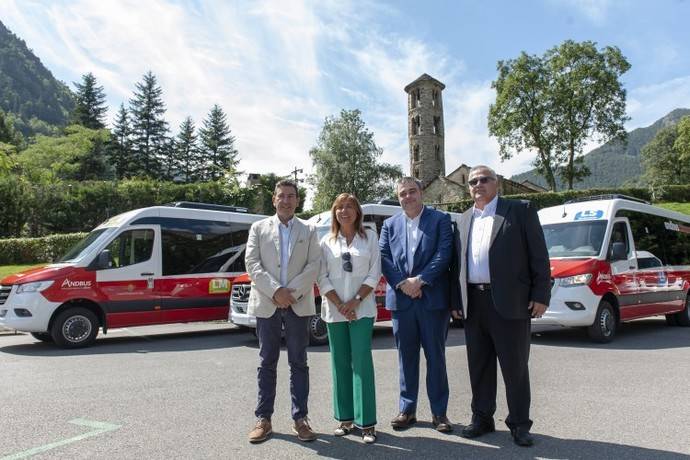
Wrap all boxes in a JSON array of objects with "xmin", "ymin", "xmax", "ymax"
[{"xmin": 329, "ymin": 193, "xmax": 367, "ymax": 241}]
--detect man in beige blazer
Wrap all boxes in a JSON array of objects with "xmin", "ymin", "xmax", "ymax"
[{"xmin": 245, "ymin": 179, "xmax": 321, "ymax": 444}]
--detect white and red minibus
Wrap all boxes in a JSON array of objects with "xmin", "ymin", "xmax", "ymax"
[
  {"xmin": 0, "ymin": 202, "xmax": 266, "ymax": 347},
  {"xmin": 536, "ymin": 195, "xmax": 690, "ymax": 342}
]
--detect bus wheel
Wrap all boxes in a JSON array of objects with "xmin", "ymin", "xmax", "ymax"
[
  {"xmin": 675, "ymin": 295, "xmax": 690, "ymax": 327},
  {"xmin": 51, "ymin": 307, "xmax": 99, "ymax": 348},
  {"xmin": 308, "ymin": 315, "xmax": 328, "ymax": 346},
  {"xmin": 30, "ymin": 332, "xmax": 53, "ymax": 343},
  {"xmin": 587, "ymin": 301, "xmax": 616, "ymax": 343},
  {"xmin": 665, "ymin": 314, "xmax": 678, "ymax": 326}
]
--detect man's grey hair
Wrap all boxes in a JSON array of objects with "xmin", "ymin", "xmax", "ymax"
[
  {"xmin": 468, "ymin": 165, "xmax": 497, "ymax": 179},
  {"xmin": 396, "ymin": 176, "xmax": 423, "ymax": 191}
]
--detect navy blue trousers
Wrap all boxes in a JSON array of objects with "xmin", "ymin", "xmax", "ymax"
[
  {"xmin": 255, "ymin": 308, "xmax": 310, "ymax": 420},
  {"xmin": 392, "ymin": 306, "xmax": 450, "ymax": 416}
]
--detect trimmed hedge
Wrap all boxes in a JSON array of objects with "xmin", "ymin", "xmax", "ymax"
[
  {"xmin": 0, "ymin": 176, "xmax": 256, "ymax": 238},
  {"xmin": 0, "ymin": 233, "xmax": 87, "ymax": 265}
]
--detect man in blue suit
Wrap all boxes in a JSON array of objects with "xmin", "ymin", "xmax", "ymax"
[{"xmin": 379, "ymin": 177, "xmax": 454, "ymax": 433}]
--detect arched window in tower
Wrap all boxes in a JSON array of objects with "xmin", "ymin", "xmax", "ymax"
[
  {"xmin": 433, "ymin": 116, "xmax": 441, "ymax": 135},
  {"xmin": 412, "ymin": 115, "xmax": 421, "ymax": 135},
  {"xmin": 413, "ymin": 145, "xmax": 420, "ymax": 162},
  {"xmin": 434, "ymin": 145, "xmax": 440, "ymax": 160},
  {"xmin": 415, "ymin": 88, "xmax": 421, "ymax": 107},
  {"xmin": 432, "ymin": 90, "xmax": 438, "ymax": 107}
]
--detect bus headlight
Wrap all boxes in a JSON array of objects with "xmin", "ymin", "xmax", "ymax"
[
  {"xmin": 16, "ymin": 281, "xmax": 54, "ymax": 294},
  {"xmin": 558, "ymin": 274, "xmax": 593, "ymax": 287}
]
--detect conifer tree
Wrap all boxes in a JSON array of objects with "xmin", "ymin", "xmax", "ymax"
[
  {"xmin": 129, "ymin": 71, "xmax": 169, "ymax": 178},
  {"xmin": 173, "ymin": 117, "xmax": 201, "ymax": 183},
  {"xmin": 72, "ymin": 73, "xmax": 108, "ymax": 129},
  {"xmin": 109, "ymin": 103, "xmax": 133, "ymax": 179},
  {"xmin": 199, "ymin": 104, "xmax": 238, "ymax": 181}
]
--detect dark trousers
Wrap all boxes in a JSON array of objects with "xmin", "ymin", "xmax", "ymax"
[
  {"xmin": 392, "ymin": 306, "xmax": 450, "ymax": 416},
  {"xmin": 255, "ymin": 308, "xmax": 310, "ymax": 420},
  {"xmin": 464, "ymin": 288, "xmax": 532, "ymax": 430}
]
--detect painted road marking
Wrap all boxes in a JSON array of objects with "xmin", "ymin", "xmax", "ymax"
[{"xmin": 0, "ymin": 418, "xmax": 121, "ymax": 460}]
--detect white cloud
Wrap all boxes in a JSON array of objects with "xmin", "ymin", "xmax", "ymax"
[{"xmin": 627, "ymin": 76, "xmax": 690, "ymax": 129}]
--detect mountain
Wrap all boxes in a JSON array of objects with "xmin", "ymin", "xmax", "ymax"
[
  {"xmin": 0, "ymin": 20, "xmax": 74, "ymax": 134},
  {"xmin": 510, "ymin": 108, "xmax": 690, "ymax": 190}
]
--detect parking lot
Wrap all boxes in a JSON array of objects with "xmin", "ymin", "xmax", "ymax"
[{"xmin": 1, "ymin": 319, "xmax": 689, "ymax": 459}]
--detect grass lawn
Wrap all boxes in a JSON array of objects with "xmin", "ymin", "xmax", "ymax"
[
  {"xmin": 0, "ymin": 264, "xmax": 46, "ymax": 279},
  {"xmin": 657, "ymin": 202, "xmax": 690, "ymax": 215}
]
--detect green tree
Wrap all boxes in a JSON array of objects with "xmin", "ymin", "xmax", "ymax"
[
  {"xmin": 548, "ymin": 40, "xmax": 630, "ymax": 189},
  {"xmin": 17, "ymin": 125, "xmax": 111, "ymax": 182},
  {"xmin": 199, "ymin": 104, "xmax": 238, "ymax": 181},
  {"xmin": 641, "ymin": 116, "xmax": 690, "ymax": 186},
  {"xmin": 0, "ymin": 109, "xmax": 24, "ymax": 147},
  {"xmin": 173, "ymin": 117, "xmax": 202, "ymax": 183},
  {"xmin": 71, "ymin": 72, "xmax": 108, "ymax": 129},
  {"xmin": 674, "ymin": 115, "xmax": 690, "ymax": 167},
  {"xmin": 309, "ymin": 109, "xmax": 402, "ymax": 212},
  {"xmin": 109, "ymin": 103, "xmax": 133, "ymax": 179},
  {"xmin": 129, "ymin": 71, "xmax": 169, "ymax": 178},
  {"xmin": 488, "ymin": 40, "xmax": 630, "ymax": 190},
  {"xmin": 489, "ymin": 52, "xmax": 559, "ymax": 190}
]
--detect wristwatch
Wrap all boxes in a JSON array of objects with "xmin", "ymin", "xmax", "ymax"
[{"xmin": 355, "ymin": 294, "xmax": 363, "ymax": 302}]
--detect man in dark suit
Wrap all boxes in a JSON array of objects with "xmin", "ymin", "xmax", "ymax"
[
  {"xmin": 380, "ymin": 177, "xmax": 454, "ymax": 433},
  {"xmin": 452, "ymin": 165, "xmax": 550, "ymax": 447}
]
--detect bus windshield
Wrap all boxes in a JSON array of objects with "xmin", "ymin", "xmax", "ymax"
[
  {"xmin": 58, "ymin": 228, "xmax": 116, "ymax": 263},
  {"xmin": 542, "ymin": 221, "xmax": 608, "ymax": 258}
]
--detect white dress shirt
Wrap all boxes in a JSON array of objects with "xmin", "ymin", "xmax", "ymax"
[
  {"xmin": 467, "ymin": 195, "xmax": 498, "ymax": 284},
  {"xmin": 278, "ymin": 217, "xmax": 294, "ymax": 286},
  {"xmin": 405, "ymin": 209, "xmax": 423, "ymax": 274},
  {"xmin": 317, "ymin": 229, "xmax": 381, "ymax": 323}
]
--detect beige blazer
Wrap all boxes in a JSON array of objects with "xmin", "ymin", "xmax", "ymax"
[{"xmin": 245, "ymin": 215, "xmax": 320, "ymax": 318}]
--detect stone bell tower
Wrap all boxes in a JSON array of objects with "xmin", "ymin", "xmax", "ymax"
[{"xmin": 404, "ymin": 73, "xmax": 446, "ymax": 187}]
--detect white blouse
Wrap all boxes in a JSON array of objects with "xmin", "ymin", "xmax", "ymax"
[{"xmin": 318, "ymin": 229, "xmax": 381, "ymax": 323}]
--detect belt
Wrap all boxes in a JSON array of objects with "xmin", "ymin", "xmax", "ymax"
[{"xmin": 468, "ymin": 283, "xmax": 491, "ymax": 291}]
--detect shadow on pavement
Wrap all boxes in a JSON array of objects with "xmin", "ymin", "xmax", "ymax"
[
  {"xmin": 0, "ymin": 326, "xmax": 259, "ymax": 356},
  {"xmin": 532, "ymin": 318, "xmax": 690, "ymax": 350},
  {"xmin": 259, "ymin": 428, "xmax": 689, "ymax": 460}
]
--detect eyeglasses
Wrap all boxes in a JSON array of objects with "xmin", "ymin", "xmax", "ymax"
[
  {"xmin": 342, "ymin": 252, "xmax": 352, "ymax": 272},
  {"xmin": 468, "ymin": 176, "xmax": 495, "ymax": 187}
]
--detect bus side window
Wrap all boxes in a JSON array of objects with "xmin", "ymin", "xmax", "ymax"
[
  {"xmin": 609, "ymin": 222, "xmax": 630, "ymax": 257},
  {"xmin": 106, "ymin": 229, "xmax": 155, "ymax": 268}
]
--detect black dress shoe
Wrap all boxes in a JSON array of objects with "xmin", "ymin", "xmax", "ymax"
[
  {"xmin": 511, "ymin": 426, "xmax": 534, "ymax": 447},
  {"xmin": 432, "ymin": 415, "xmax": 453, "ymax": 433},
  {"xmin": 390, "ymin": 412, "xmax": 417, "ymax": 430},
  {"xmin": 461, "ymin": 419, "xmax": 495, "ymax": 439}
]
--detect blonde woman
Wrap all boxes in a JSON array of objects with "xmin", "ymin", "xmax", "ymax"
[{"xmin": 318, "ymin": 193, "xmax": 381, "ymax": 444}]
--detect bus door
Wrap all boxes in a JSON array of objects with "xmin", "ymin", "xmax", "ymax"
[
  {"xmin": 95, "ymin": 226, "xmax": 160, "ymax": 328},
  {"xmin": 607, "ymin": 219, "xmax": 640, "ymax": 320}
]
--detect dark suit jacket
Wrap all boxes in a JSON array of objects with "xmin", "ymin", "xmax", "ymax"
[
  {"xmin": 379, "ymin": 206, "xmax": 453, "ymax": 312},
  {"xmin": 456, "ymin": 197, "xmax": 551, "ymax": 320}
]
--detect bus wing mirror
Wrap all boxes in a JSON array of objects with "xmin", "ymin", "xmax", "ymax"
[
  {"xmin": 610, "ymin": 242, "xmax": 627, "ymax": 261},
  {"xmin": 95, "ymin": 250, "xmax": 112, "ymax": 269}
]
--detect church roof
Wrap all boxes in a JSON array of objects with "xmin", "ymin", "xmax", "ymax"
[{"xmin": 404, "ymin": 73, "xmax": 446, "ymax": 92}]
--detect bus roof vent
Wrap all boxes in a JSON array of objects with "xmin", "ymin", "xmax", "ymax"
[
  {"xmin": 163, "ymin": 201, "xmax": 249, "ymax": 213},
  {"xmin": 565, "ymin": 194, "xmax": 650, "ymax": 205}
]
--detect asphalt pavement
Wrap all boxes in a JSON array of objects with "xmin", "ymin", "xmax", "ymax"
[{"xmin": 1, "ymin": 318, "xmax": 689, "ymax": 459}]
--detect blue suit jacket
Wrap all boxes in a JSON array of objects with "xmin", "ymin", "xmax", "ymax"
[{"xmin": 379, "ymin": 206, "xmax": 453, "ymax": 311}]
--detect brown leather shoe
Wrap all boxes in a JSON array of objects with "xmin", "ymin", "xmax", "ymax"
[
  {"xmin": 248, "ymin": 417, "xmax": 272, "ymax": 443},
  {"xmin": 432, "ymin": 415, "xmax": 453, "ymax": 433},
  {"xmin": 293, "ymin": 417, "xmax": 317, "ymax": 442},
  {"xmin": 390, "ymin": 412, "xmax": 417, "ymax": 430}
]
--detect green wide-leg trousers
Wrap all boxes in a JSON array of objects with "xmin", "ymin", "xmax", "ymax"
[{"xmin": 327, "ymin": 317, "xmax": 377, "ymax": 428}]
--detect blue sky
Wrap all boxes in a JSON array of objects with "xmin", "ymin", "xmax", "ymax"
[{"xmin": 2, "ymin": 0, "xmax": 690, "ymax": 184}]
